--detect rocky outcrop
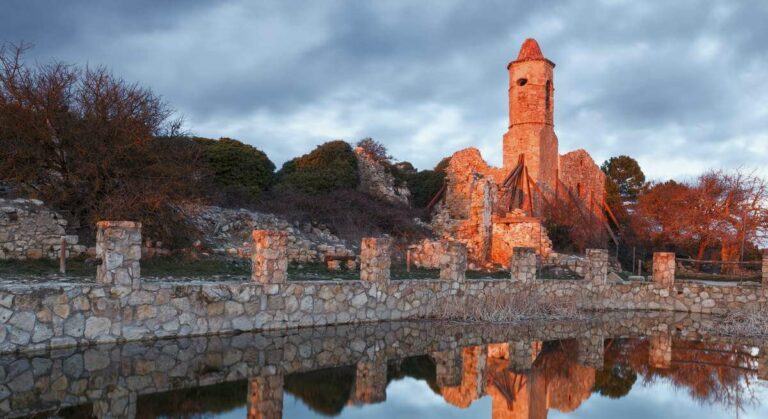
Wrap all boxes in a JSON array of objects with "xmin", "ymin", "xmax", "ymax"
[
  {"xmin": 184, "ymin": 205, "xmax": 355, "ymax": 263},
  {"xmin": 354, "ymin": 147, "xmax": 410, "ymax": 205},
  {"xmin": 0, "ymin": 199, "xmax": 86, "ymax": 260}
]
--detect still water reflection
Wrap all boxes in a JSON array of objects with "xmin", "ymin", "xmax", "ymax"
[{"xmin": 3, "ymin": 313, "xmax": 768, "ymax": 418}]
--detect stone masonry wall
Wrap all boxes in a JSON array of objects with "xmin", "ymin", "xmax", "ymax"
[
  {"xmin": 0, "ymin": 199, "xmax": 86, "ymax": 260},
  {"xmin": 1, "ymin": 231, "xmax": 768, "ymax": 355}
]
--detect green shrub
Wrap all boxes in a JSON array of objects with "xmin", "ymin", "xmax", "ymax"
[
  {"xmin": 275, "ymin": 140, "xmax": 358, "ymax": 194},
  {"xmin": 397, "ymin": 157, "xmax": 450, "ymax": 208},
  {"xmin": 195, "ymin": 137, "xmax": 275, "ymax": 201}
]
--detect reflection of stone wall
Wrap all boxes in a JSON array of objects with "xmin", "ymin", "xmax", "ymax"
[
  {"xmin": 0, "ymin": 312, "xmax": 763, "ymax": 417},
  {"xmin": 0, "ymin": 198, "xmax": 85, "ymax": 260}
]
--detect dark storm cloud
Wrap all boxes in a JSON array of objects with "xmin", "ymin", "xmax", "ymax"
[{"xmin": 2, "ymin": 0, "xmax": 767, "ymax": 179}]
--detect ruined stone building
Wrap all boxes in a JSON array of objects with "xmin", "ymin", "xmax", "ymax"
[{"xmin": 430, "ymin": 38, "xmax": 606, "ymax": 267}]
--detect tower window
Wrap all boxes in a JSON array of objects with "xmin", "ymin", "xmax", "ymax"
[
  {"xmin": 545, "ymin": 80, "xmax": 551, "ymax": 111},
  {"xmin": 516, "ymin": 78, "xmax": 528, "ymax": 86}
]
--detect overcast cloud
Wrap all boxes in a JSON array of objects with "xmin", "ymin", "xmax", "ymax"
[{"xmin": 2, "ymin": 0, "xmax": 768, "ymax": 181}]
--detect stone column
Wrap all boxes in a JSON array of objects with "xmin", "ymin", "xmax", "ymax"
[
  {"xmin": 432, "ymin": 349, "xmax": 463, "ymax": 388},
  {"xmin": 350, "ymin": 358, "xmax": 388, "ymax": 405},
  {"xmin": 585, "ymin": 248, "xmax": 609, "ymax": 285},
  {"xmin": 762, "ymin": 249, "xmax": 768, "ymax": 287},
  {"xmin": 251, "ymin": 230, "xmax": 288, "ymax": 284},
  {"xmin": 577, "ymin": 333, "xmax": 604, "ymax": 369},
  {"xmin": 652, "ymin": 252, "xmax": 676, "ymax": 287},
  {"xmin": 509, "ymin": 340, "xmax": 534, "ymax": 372},
  {"xmin": 96, "ymin": 221, "xmax": 142, "ymax": 289},
  {"xmin": 510, "ymin": 247, "xmax": 536, "ymax": 283},
  {"xmin": 93, "ymin": 387, "xmax": 137, "ymax": 419},
  {"xmin": 649, "ymin": 334, "xmax": 672, "ymax": 369},
  {"xmin": 440, "ymin": 241, "xmax": 467, "ymax": 282},
  {"xmin": 248, "ymin": 374, "xmax": 284, "ymax": 419},
  {"xmin": 361, "ymin": 237, "xmax": 391, "ymax": 284}
]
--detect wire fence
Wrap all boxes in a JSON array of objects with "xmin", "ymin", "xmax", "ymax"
[{"xmin": 675, "ymin": 258, "xmax": 762, "ymax": 284}]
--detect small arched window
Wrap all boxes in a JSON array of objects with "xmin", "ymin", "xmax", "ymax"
[
  {"xmin": 576, "ymin": 183, "xmax": 583, "ymax": 197},
  {"xmin": 516, "ymin": 78, "xmax": 528, "ymax": 86},
  {"xmin": 545, "ymin": 80, "xmax": 551, "ymax": 111}
]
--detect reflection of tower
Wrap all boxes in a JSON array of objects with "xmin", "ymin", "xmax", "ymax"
[
  {"xmin": 437, "ymin": 341, "xmax": 600, "ymax": 419},
  {"xmin": 503, "ymin": 39, "xmax": 559, "ymax": 194}
]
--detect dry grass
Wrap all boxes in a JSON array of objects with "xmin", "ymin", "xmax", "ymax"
[
  {"xmin": 719, "ymin": 305, "xmax": 768, "ymax": 337},
  {"xmin": 433, "ymin": 288, "xmax": 591, "ymax": 323}
]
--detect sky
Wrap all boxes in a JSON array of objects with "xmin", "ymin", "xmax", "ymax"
[{"xmin": 2, "ymin": 0, "xmax": 768, "ymax": 181}]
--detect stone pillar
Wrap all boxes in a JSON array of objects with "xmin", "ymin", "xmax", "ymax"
[
  {"xmin": 93, "ymin": 388, "xmax": 137, "ymax": 419},
  {"xmin": 649, "ymin": 334, "xmax": 672, "ymax": 369},
  {"xmin": 577, "ymin": 333, "xmax": 604, "ymax": 369},
  {"xmin": 432, "ymin": 349, "xmax": 463, "ymax": 388},
  {"xmin": 350, "ymin": 358, "xmax": 388, "ymax": 405},
  {"xmin": 440, "ymin": 241, "xmax": 467, "ymax": 282},
  {"xmin": 96, "ymin": 221, "xmax": 142, "ymax": 289},
  {"xmin": 251, "ymin": 230, "xmax": 288, "ymax": 284},
  {"xmin": 652, "ymin": 252, "xmax": 676, "ymax": 287},
  {"xmin": 510, "ymin": 247, "xmax": 536, "ymax": 283},
  {"xmin": 361, "ymin": 237, "xmax": 391, "ymax": 284},
  {"xmin": 585, "ymin": 248, "xmax": 609, "ymax": 285},
  {"xmin": 762, "ymin": 249, "xmax": 768, "ymax": 287},
  {"xmin": 248, "ymin": 374, "xmax": 284, "ymax": 419},
  {"xmin": 509, "ymin": 340, "xmax": 534, "ymax": 372}
]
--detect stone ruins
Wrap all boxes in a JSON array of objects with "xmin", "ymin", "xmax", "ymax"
[
  {"xmin": 430, "ymin": 39, "xmax": 606, "ymax": 267},
  {"xmin": 0, "ymin": 198, "xmax": 86, "ymax": 261}
]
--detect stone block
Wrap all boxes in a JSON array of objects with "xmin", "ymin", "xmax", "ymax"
[
  {"xmin": 510, "ymin": 247, "xmax": 536, "ymax": 283},
  {"xmin": 652, "ymin": 252, "xmax": 675, "ymax": 288},
  {"xmin": 585, "ymin": 248, "xmax": 609, "ymax": 285},
  {"xmin": 762, "ymin": 249, "xmax": 768, "ymax": 287},
  {"xmin": 95, "ymin": 221, "xmax": 142, "ymax": 289},
  {"xmin": 251, "ymin": 230, "xmax": 288, "ymax": 284},
  {"xmin": 360, "ymin": 237, "xmax": 391, "ymax": 284},
  {"xmin": 439, "ymin": 241, "xmax": 467, "ymax": 282}
]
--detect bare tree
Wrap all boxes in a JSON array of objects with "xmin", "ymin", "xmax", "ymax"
[{"xmin": 0, "ymin": 43, "xmax": 206, "ymax": 244}]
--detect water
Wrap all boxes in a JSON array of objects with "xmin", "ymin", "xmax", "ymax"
[{"xmin": 3, "ymin": 312, "xmax": 768, "ymax": 418}]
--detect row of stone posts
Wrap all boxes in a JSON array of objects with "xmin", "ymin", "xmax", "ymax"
[{"xmin": 94, "ymin": 222, "xmax": 768, "ymax": 287}]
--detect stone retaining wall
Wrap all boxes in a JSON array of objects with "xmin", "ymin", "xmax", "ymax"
[
  {"xmin": 0, "ymin": 199, "xmax": 86, "ymax": 260},
  {"xmin": 1, "ymin": 224, "xmax": 767, "ymax": 354}
]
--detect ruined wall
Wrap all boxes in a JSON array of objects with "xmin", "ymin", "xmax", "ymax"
[
  {"xmin": 558, "ymin": 149, "xmax": 606, "ymax": 215},
  {"xmin": 354, "ymin": 147, "xmax": 411, "ymax": 205},
  {"xmin": 0, "ymin": 199, "xmax": 86, "ymax": 260},
  {"xmin": 185, "ymin": 205, "xmax": 354, "ymax": 263},
  {"xmin": 490, "ymin": 210, "xmax": 554, "ymax": 263}
]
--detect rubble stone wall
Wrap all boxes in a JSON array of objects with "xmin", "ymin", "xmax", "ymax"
[
  {"xmin": 558, "ymin": 149, "xmax": 606, "ymax": 216},
  {"xmin": 0, "ymin": 276, "xmax": 767, "ymax": 355},
  {"xmin": 2, "ymin": 236, "xmax": 768, "ymax": 354},
  {"xmin": 0, "ymin": 199, "xmax": 86, "ymax": 260}
]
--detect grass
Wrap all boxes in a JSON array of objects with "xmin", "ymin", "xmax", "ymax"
[
  {"xmin": 433, "ymin": 287, "xmax": 589, "ymax": 322},
  {"xmin": 719, "ymin": 305, "xmax": 768, "ymax": 337},
  {"xmin": 0, "ymin": 258, "xmax": 511, "ymax": 281}
]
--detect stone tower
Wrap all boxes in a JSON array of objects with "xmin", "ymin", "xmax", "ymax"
[{"xmin": 503, "ymin": 38, "xmax": 559, "ymax": 194}]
